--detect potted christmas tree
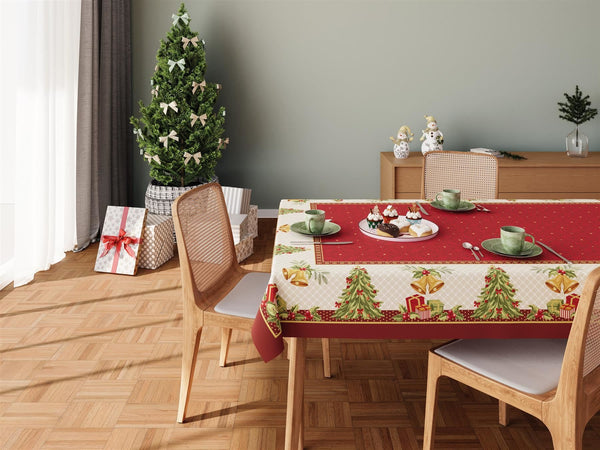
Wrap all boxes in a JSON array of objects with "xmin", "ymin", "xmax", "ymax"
[
  {"xmin": 557, "ymin": 85, "xmax": 597, "ymax": 158},
  {"xmin": 131, "ymin": 3, "xmax": 229, "ymax": 214}
]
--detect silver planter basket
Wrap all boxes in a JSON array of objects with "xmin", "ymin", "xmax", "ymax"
[{"xmin": 144, "ymin": 177, "xmax": 218, "ymax": 242}]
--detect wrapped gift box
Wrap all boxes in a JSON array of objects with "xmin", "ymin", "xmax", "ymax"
[
  {"xmin": 247, "ymin": 205, "xmax": 258, "ymax": 238},
  {"xmin": 229, "ymin": 213, "xmax": 249, "ymax": 245},
  {"xmin": 566, "ymin": 293, "xmax": 580, "ymax": 308},
  {"xmin": 546, "ymin": 299, "xmax": 564, "ymax": 316},
  {"xmin": 427, "ymin": 299, "xmax": 444, "ymax": 315},
  {"xmin": 235, "ymin": 234, "xmax": 254, "ymax": 262},
  {"xmin": 94, "ymin": 206, "xmax": 147, "ymax": 275},
  {"xmin": 139, "ymin": 214, "xmax": 174, "ymax": 269},
  {"xmin": 406, "ymin": 294, "xmax": 425, "ymax": 313},
  {"xmin": 560, "ymin": 304, "xmax": 575, "ymax": 319},
  {"xmin": 417, "ymin": 304, "xmax": 431, "ymax": 320}
]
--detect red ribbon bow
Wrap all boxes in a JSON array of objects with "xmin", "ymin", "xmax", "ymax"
[{"xmin": 100, "ymin": 228, "xmax": 140, "ymax": 258}]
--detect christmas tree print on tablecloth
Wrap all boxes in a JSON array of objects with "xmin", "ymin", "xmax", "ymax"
[
  {"xmin": 472, "ymin": 266, "xmax": 521, "ymax": 319},
  {"xmin": 333, "ymin": 267, "xmax": 383, "ymax": 320},
  {"xmin": 131, "ymin": 3, "xmax": 227, "ymax": 187}
]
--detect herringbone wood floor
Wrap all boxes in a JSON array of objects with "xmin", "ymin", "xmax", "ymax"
[{"xmin": 1, "ymin": 219, "xmax": 600, "ymax": 449}]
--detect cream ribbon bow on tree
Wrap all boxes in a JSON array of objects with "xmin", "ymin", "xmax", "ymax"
[
  {"xmin": 144, "ymin": 153, "xmax": 161, "ymax": 164},
  {"xmin": 183, "ymin": 151, "xmax": 202, "ymax": 165},
  {"xmin": 133, "ymin": 128, "xmax": 143, "ymax": 139},
  {"xmin": 217, "ymin": 137, "xmax": 230, "ymax": 150},
  {"xmin": 151, "ymin": 85, "xmax": 159, "ymax": 97},
  {"xmin": 191, "ymin": 80, "xmax": 206, "ymax": 94},
  {"xmin": 190, "ymin": 112, "xmax": 207, "ymax": 127},
  {"xmin": 168, "ymin": 59, "xmax": 185, "ymax": 72},
  {"xmin": 172, "ymin": 13, "xmax": 189, "ymax": 26},
  {"xmin": 159, "ymin": 101, "xmax": 178, "ymax": 115},
  {"xmin": 181, "ymin": 36, "xmax": 199, "ymax": 49},
  {"xmin": 159, "ymin": 130, "xmax": 179, "ymax": 148}
]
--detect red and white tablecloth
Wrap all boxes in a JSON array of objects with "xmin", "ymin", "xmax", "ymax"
[{"xmin": 252, "ymin": 199, "xmax": 600, "ymax": 362}]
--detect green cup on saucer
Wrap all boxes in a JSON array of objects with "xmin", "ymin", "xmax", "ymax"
[
  {"xmin": 305, "ymin": 209, "xmax": 325, "ymax": 234},
  {"xmin": 435, "ymin": 189, "xmax": 461, "ymax": 210},
  {"xmin": 500, "ymin": 226, "xmax": 535, "ymax": 255}
]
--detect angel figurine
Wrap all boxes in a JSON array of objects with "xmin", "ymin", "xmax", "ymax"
[
  {"xmin": 390, "ymin": 125, "xmax": 414, "ymax": 159},
  {"xmin": 420, "ymin": 115, "xmax": 444, "ymax": 155}
]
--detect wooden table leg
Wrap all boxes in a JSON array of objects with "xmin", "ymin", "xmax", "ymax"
[{"xmin": 285, "ymin": 337, "xmax": 305, "ymax": 450}]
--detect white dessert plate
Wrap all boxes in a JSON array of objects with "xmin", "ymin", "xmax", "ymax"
[{"xmin": 358, "ymin": 219, "xmax": 439, "ymax": 242}]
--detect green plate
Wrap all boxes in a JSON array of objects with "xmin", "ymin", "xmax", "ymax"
[
  {"xmin": 481, "ymin": 238, "xmax": 543, "ymax": 259},
  {"xmin": 291, "ymin": 221, "xmax": 341, "ymax": 237},
  {"xmin": 430, "ymin": 200, "xmax": 476, "ymax": 212}
]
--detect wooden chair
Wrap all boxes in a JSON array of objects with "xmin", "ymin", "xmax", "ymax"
[
  {"xmin": 423, "ymin": 266, "xmax": 600, "ymax": 449},
  {"xmin": 421, "ymin": 150, "xmax": 499, "ymax": 200},
  {"xmin": 173, "ymin": 183, "xmax": 330, "ymax": 423}
]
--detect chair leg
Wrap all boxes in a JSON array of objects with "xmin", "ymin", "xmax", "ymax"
[
  {"xmin": 423, "ymin": 353, "xmax": 443, "ymax": 450},
  {"xmin": 177, "ymin": 325, "xmax": 203, "ymax": 423},
  {"xmin": 499, "ymin": 400, "xmax": 509, "ymax": 426},
  {"xmin": 321, "ymin": 338, "xmax": 331, "ymax": 378},
  {"xmin": 219, "ymin": 328, "xmax": 232, "ymax": 367}
]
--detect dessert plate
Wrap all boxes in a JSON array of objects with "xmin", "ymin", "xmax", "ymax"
[
  {"xmin": 430, "ymin": 200, "xmax": 476, "ymax": 212},
  {"xmin": 358, "ymin": 219, "xmax": 439, "ymax": 242},
  {"xmin": 291, "ymin": 221, "xmax": 341, "ymax": 237},
  {"xmin": 481, "ymin": 238, "xmax": 543, "ymax": 259}
]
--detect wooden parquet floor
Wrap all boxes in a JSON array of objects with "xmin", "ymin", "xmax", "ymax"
[{"xmin": 2, "ymin": 218, "xmax": 600, "ymax": 449}]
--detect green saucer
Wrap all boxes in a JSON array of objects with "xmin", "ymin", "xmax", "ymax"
[
  {"xmin": 481, "ymin": 238, "xmax": 543, "ymax": 259},
  {"xmin": 291, "ymin": 221, "xmax": 341, "ymax": 237},
  {"xmin": 430, "ymin": 200, "xmax": 476, "ymax": 212}
]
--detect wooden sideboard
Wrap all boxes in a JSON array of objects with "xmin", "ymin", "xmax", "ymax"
[{"xmin": 380, "ymin": 151, "xmax": 600, "ymax": 200}]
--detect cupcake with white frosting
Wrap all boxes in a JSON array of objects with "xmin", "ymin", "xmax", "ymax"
[
  {"xmin": 367, "ymin": 205, "xmax": 383, "ymax": 229},
  {"xmin": 382, "ymin": 204, "xmax": 399, "ymax": 224},
  {"xmin": 406, "ymin": 204, "xmax": 422, "ymax": 225}
]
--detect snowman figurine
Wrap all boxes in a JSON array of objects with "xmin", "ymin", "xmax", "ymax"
[
  {"xmin": 390, "ymin": 125, "xmax": 414, "ymax": 159},
  {"xmin": 420, "ymin": 115, "xmax": 444, "ymax": 155}
]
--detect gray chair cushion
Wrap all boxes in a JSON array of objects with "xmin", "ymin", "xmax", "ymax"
[
  {"xmin": 434, "ymin": 338, "xmax": 567, "ymax": 395},
  {"xmin": 214, "ymin": 272, "xmax": 271, "ymax": 319}
]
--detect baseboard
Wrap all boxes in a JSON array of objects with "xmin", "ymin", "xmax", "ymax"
[{"xmin": 258, "ymin": 209, "xmax": 278, "ymax": 219}]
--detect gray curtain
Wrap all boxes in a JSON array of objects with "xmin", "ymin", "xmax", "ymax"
[{"xmin": 76, "ymin": 0, "xmax": 132, "ymax": 250}]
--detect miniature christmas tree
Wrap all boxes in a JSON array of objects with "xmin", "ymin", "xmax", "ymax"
[
  {"xmin": 333, "ymin": 267, "xmax": 383, "ymax": 320},
  {"xmin": 558, "ymin": 85, "xmax": 598, "ymax": 126},
  {"xmin": 472, "ymin": 266, "xmax": 521, "ymax": 320},
  {"xmin": 131, "ymin": 3, "xmax": 228, "ymax": 187}
]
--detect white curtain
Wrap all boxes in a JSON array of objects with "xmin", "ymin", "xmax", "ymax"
[{"xmin": 0, "ymin": 1, "xmax": 81, "ymax": 289}]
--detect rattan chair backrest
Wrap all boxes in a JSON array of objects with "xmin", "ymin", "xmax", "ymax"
[
  {"xmin": 172, "ymin": 183, "xmax": 238, "ymax": 299},
  {"xmin": 558, "ymin": 266, "xmax": 600, "ymax": 395},
  {"xmin": 422, "ymin": 151, "xmax": 499, "ymax": 200}
]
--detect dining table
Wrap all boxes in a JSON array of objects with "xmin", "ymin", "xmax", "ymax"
[{"xmin": 251, "ymin": 198, "xmax": 600, "ymax": 450}]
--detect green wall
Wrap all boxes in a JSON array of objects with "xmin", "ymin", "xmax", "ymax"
[{"xmin": 132, "ymin": 0, "xmax": 600, "ymax": 209}]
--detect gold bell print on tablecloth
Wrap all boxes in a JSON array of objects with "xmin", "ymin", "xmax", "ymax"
[
  {"xmin": 545, "ymin": 272, "xmax": 579, "ymax": 294},
  {"xmin": 282, "ymin": 268, "xmax": 309, "ymax": 287},
  {"xmin": 410, "ymin": 273, "xmax": 445, "ymax": 294}
]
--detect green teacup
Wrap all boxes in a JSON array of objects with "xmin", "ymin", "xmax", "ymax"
[
  {"xmin": 305, "ymin": 209, "xmax": 325, "ymax": 234},
  {"xmin": 435, "ymin": 189, "xmax": 461, "ymax": 209},
  {"xmin": 500, "ymin": 226, "xmax": 535, "ymax": 254}
]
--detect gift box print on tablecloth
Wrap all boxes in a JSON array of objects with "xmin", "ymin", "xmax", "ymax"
[
  {"xmin": 139, "ymin": 214, "xmax": 174, "ymax": 269},
  {"xmin": 94, "ymin": 206, "xmax": 147, "ymax": 275}
]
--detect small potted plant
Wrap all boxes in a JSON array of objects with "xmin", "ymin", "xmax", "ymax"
[
  {"xmin": 557, "ymin": 85, "xmax": 597, "ymax": 158},
  {"xmin": 131, "ymin": 3, "xmax": 229, "ymax": 214}
]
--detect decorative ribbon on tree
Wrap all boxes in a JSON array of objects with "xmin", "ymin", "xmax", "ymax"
[
  {"xmin": 181, "ymin": 36, "xmax": 199, "ymax": 48},
  {"xmin": 144, "ymin": 153, "xmax": 161, "ymax": 164},
  {"xmin": 160, "ymin": 101, "xmax": 178, "ymax": 114},
  {"xmin": 190, "ymin": 112, "xmax": 207, "ymax": 127},
  {"xmin": 183, "ymin": 151, "xmax": 202, "ymax": 165},
  {"xmin": 333, "ymin": 266, "xmax": 383, "ymax": 320},
  {"xmin": 172, "ymin": 12, "xmax": 189, "ymax": 26},
  {"xmin": 406, "ymin": 266, "xmax": 450, "ymax": 294},
  {"xmin": 192, "ymin": 80, "xmax": 206, "ymax": 94},
  {"xmin": 217, "ymin": 137, "xmax": 229, "ymax": 150},
  {"xmin": 133, "ymin": 128, "xmax": 144, "ymax": 139},
  {"xmin": 167, "ymin": 58, "xmax": 185, "ymax": 72},
  {"xmin": 159, "ymin": 130, "xmax": 178, "ymax": 148},
  {"xmin": 151, "ymin": 85, "xmax": 159, "ymax": 97}
]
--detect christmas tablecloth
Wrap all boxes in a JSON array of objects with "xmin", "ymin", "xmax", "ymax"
[{"xmin": 252, "ymin": 199, "xmax": 600, "ymax": 362}]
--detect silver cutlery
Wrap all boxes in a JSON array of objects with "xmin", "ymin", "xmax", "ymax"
[
  {"xmin": 475, "ymin": 204, "xmax": 491, "ymax": 212},
  {"xmin": 290, "ymin": 241, "xmax": 353, "ymax": 245},
  {"xmin": 473, "ymin": 245, "xmax": 484, "ymax": 258},
  {"xmin": 415, "ymin": 201, "xmax": 430, "ymax": 216},
  {"xmin": 537, "ymin": 241, "xmax": 572, "ymax": 265},
  {"xmin": 462, "ymin": 242, "xmax": 480, "ymax": 261}
]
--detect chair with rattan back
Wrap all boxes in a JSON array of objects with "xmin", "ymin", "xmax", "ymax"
[
  {"xmin": 173, "ymin": 182, "xmax": 330, "ymax": 423},
  {"xmin": 422, "ymin": 150, "xmax": 499, "ymax": 201},
  {"xmin": 423, "ymin": 265, "xmax": 600, "ymax": 449}
]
